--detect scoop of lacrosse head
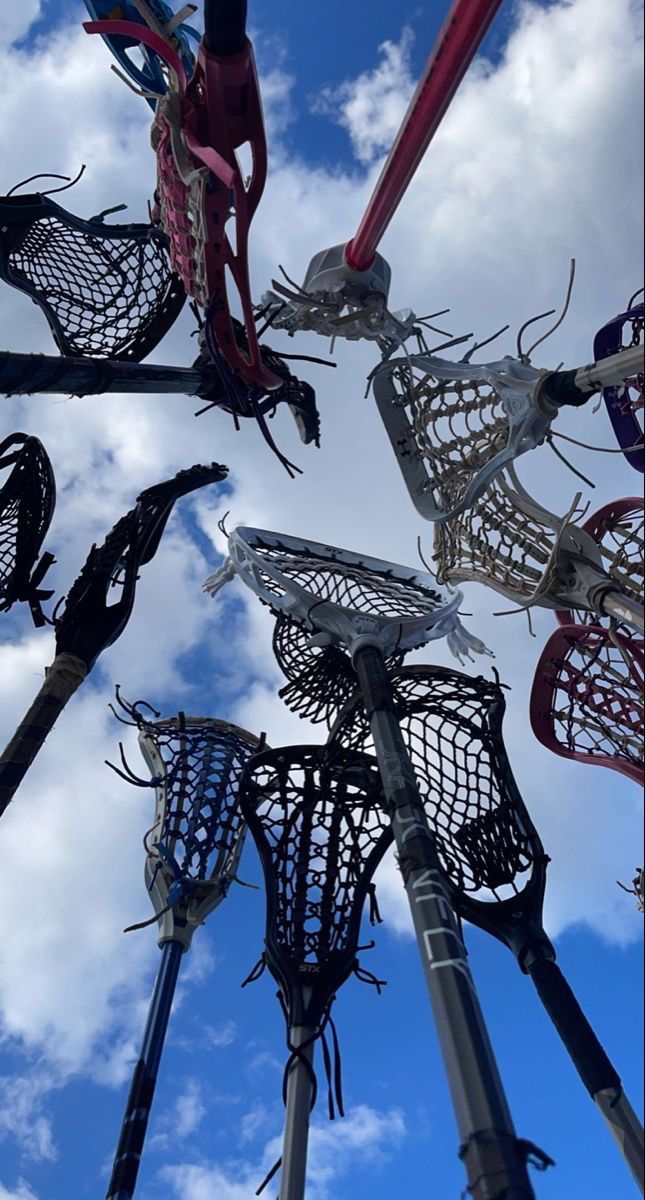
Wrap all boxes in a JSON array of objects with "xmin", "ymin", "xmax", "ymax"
[
  {"xmin": 593, "ymin": 300, "xmax": 643, "ymax": 473},
  {"xmin": 530, "ymin": 624, "xmax": 644, "ymax": 785},
  {"xmin": 120, "ymin": 712, "xmax": 262, "ymax": 949},
  {"xmin": 85, "ymin": 15, "xmax": 281, "ymax": 393},
  {"xmin": 83, "ymin": 0, "xmax": 199, "ymax": 109},
  {"xmin": 271, "ymin": 612, "xmax": 403, "ymax": 727},
  {"xmin": 329, "ymin": 664, "xmax": 552, "ymax": 962},
  {"xmin": 239, "ymin": 743, "xmax": 391, "ymax": 1027},
  {"xmin": 555, "ymin": 498, "xmax": 643, "ymax": 628},
  {"xmin": 0, "ymin": 189, "xmax": 186, "ymax": 360},
  {"xmin": 56, "ymin": 462, "xmax": 227, "ymax": 668},
  {"xmin": 433, "ymin": 471, "xmax": 644, "ymax": 633},
  {"xmin": 203, "ymin": 524, "xmax": 491, "ymax": 662},
  {"xmin": 0, "ymin": 433, "xmax": 56, "ymax": 625}
]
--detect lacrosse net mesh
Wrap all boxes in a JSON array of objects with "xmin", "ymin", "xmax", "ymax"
[
  {"xmin": 0, "ymin": 434, "xmax": 55, "ymax": 618},
  {"xmin": 556, "ymin": 499, "xmax": 644, "ymax": 626},
  {"xmin": 3, "ymin": 204, "xmax": 184, "ymax": 359},
  {"xmin": 530, "ymin": 625, "xmax": 644, "ymax": 784},
  {"xmin": 594, "ymin": 300, "xmax": 644, "ymax": 456},
  {"xmin": 330, "ymin": 666, "xmax": 542, "ymax": 904}
]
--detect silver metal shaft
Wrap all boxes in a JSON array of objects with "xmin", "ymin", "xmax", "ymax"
[
  {"xmin": 574, "ymin": 343, "xmax": 645, "ymax": 394},
  {"xmin": 596, "ymin": 1089, "xmax": 645, "ymax": 1194},
  {"xmin": 601, "ymin": 591, "xmax": 644, "ymax": 634},
  {"xmin": 279, "ymin": 1026, "xmax": 316, "ymax": 1200}
]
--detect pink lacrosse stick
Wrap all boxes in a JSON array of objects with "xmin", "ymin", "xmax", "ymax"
[
  {"xmin": 84, "ymin": 18, "xmax": 281, "ymax": 393},
  {"xmin": 530, "ymin": 623, "xmax": 644, "ymax": 785}
]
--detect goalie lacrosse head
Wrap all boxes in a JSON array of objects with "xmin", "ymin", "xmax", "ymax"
[
  {"xmin": 238, "ymin": 743, "xmax": 391, "ymax": 1027},
  {"xmin": 133, "ymin": 714, "xmax": 261, "ymax": 949},
  {"xmin": 329, "ymin": 664, "xmax": 552, "ymax": 963},
  {"xmin": 530, "ymin": 624, "xmax": 644, "ymax": 786},
  {"xmin": 433, "ymin": 472, "xmax": 639, "ymax": 625},
  {"xmin": 56, "ymin": 462, "xmax": 227, "ymax": 667},
  {"xmin": 0, "ymin": 190, "xmax": 185, "ymax": 360},
  {"xmin": 372, "ymin": 352, "xmax": 553, "ymax": 522},
  {"xmin": 83, "ymin": 0, "xmax": 199, "ymax": 109},
  {"xmin": 555, "ymin": 498, "xmax": 644, "ymax": 627},
  {"xmin": 594, "ymin": 301, "xmax": 644, "ymax": 474},
  {"xmin": 0, "ymin": 433, "xmax": 56, "ymax": 625},
  {"xmin": 272, "ymin": 612, "xmax": 403, "ymax": 728},
  {"xmin": 204, "ymin": 524, "xmax": 489, "ymax": 661}
]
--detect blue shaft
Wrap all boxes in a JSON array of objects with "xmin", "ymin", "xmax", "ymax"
[{"xmin": 106, "ymin": 939, "xmax": 183, "ymax": 1199}]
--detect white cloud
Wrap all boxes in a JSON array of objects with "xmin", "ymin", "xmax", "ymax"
[
  {"xmin": 0, "ymin": 1182, "xmax": 39, "ymax": 1200},
  {"xmin": 0, "ymin": 1072, "xmax": 57, "ymax": 1163}
]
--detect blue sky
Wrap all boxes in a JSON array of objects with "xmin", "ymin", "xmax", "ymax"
[{"xmin": 0, "ymin": 2, "xmax": 643, "ymax": 1199}]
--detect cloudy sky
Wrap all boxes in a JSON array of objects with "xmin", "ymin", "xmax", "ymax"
[{"xmin": 0, "ymin": 1, "xmax": 643, "ymax": 1197}]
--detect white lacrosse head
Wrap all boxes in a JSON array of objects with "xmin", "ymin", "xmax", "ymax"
[{"xmin": 203, "ymin": 524, "xmax": 491, "ymax": 661}]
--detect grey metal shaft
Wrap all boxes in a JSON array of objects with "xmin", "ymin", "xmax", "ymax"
[
  {"xmin": 352, "ymin": 644, "xmax": 535, "ymax": 1200},
  {"xmin": 596, "ymin": 1090, "xmax": 645, "ymax": 1193},
  {"xmin": 0, "ymin": 350, "xmax": 219, "ymax": 398},
  {"xmin": 573, "ymin": 344, "xmax": 645, "ymax": 394},
  {"xmin": 601, "ymin": 591, "xmax": 645, "ymax": 635},
  {"xmin": 279, "ymin": 1026, "xmax": 316, "ymax": 1200}
]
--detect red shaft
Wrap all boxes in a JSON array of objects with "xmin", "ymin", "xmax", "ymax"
[{"xmin": 345, "ymin": 0, "xmax": 504, "ymax": 271}]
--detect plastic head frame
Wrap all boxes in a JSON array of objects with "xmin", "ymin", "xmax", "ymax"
[
  {"xmin": 110, "ymin": 697, "xmax": 262, "ymax": 949},
  {"xmin": 329, "ymin": 664, "xmax": 553, "ymax": 964},
  {"xmin": 433, "ymin": 471, "xmax": 638, "ymax": 625},
  {"xmin": 593, "ymin": 300, "xmax": 643, "ymax": 473},
  {"xmin": 83, "ymin": 0, "xmax": 199, "ymax": 110},
  {"xmin": 0, "ymin": 433, "xmax": 56, "ymax": 625},
  {"xmin": 56, "ymin": 462, "xmax": 227, "ymax": 668},
  {"xmin": 555, "ymin": 498, "xmax": 643, "ymax": 628},
  {"xmin": 0, "ymin": 189, "xmax": 185, "ymax": 360},
  {"xmin": 238, "ymin": 743, "xmax": 391, "ymax": 1028},
  {"xmin": 530, "ymin": 624, "xmax": 644, "ymax": 786},
  {"xmin": 203, "ymin": 524, "xmax": 489, "ymax": 661}
]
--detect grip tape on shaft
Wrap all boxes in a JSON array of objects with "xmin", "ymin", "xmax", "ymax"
[
  {"xmin": 106, "ymin": 1059, "xmax": 156, "ymax": 1199},
  {"xmin": 528, "ymin": 956, "xmax": 621, "ymax": 1097}
]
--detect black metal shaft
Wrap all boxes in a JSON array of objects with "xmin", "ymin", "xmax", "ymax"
[
  {"xmin": 0, "ymin": 351, "xmax": 220, "ymax": 398},
  {"xmin": 106, "ymin": 939, "xmax": 183, "ymax": 1199},
  {"xmin": 203, "ymin": 0, "xmax": 248, "ymax": 55},
  {"xmin": 352, "ymin": 643, "xmax": 535, "ymax": 1200},
  {"xmin": 279, "ymin": 1027, "xmax": 316, "ymax": 1200},
  {"xmin": 0, "ymin": 652, "xmax": 87, "ymax": 819}
]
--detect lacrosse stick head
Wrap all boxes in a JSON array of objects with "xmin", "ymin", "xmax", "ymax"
[
  {"xmin": 0, "ymin": 190, "xmax": 185, "ymax": 360},
  {"xmin": 238, "ymin": 743, "xmax": 391, "ymax": 1026},
  {"xmin": 55, "ymin": 462, "xmax": 227, "ymax": 667},
  {"xmin": 594, "ymin": 301, "xmax": 644, "ymax": 473},
  {"xmin": 83, "ymin": 0, "xmax": 198, "ymax": 108},
  {"xmin": 373, "ymin": 352, "xmax": 551, "ymax": 522},
  {"xmin": 555, "ymin": 498, "xmax": 644, "ymax": 627},
  {"xmin": 0, "ymin": 433, "xmax": 56, "ymax": 624},
  {"xmin": 329, "ymin": 665, "xmax": 552, "ymax": 963},
  {"xmin": 530, "ymin": 624, "xmax": 644, "ymax": 785},
  {"xmin": 272, "ymin": 611, "xmax": 403, "ymax": 727},
  {"xmin": 202, "ymin": 524, "xmax": 489, "ymax": 662},
  {"xmin": 123, "ymin": 712, "xmax": 262, "ymax": 949}
]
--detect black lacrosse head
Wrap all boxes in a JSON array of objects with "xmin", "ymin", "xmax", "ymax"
[
  {"xmin": 329, "ymin": 665, "xmax": 551, "ymax": 964},
  {"xmin": 272, "ymin": 612, "xmax": 404, "ymax": 727},
  {"xmin": 239, "ymin": 743, "xmax": 392, "ymax": 1026},
  {"xmin": 55, "ymin": 462, "xmax": 228, "ymax": 667},
  {"xmin": 0, "ymin": 191, "xmax": 186, "ymax": 360},
  {"xmin": 0, "ymin": 432, "xmax": 56, "ymax": 625}
]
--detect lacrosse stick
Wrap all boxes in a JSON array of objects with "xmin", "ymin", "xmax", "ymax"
[
  {"xmin": 204, "ymin": 527, "xmax": 544, "ymax": 1200},
  {"xmin": 554, "ymin": 498, "xmax": 643, "ymax": 628},
  {"xmin": 432, "ymin": 471, "xmax": 644, "ymax": 634},
  {"xmin": 85, "ymin": 0, "xmax": 282, "ymax": 394},
  {"xmin": 238, "ymin": 744, "xmax": 391, "ymax": 1200},
  {"xmin": 261, "ymin": 0, "xmax": 503, "ymax": 344},
  {"xmin": 594, "ymin": 299, "xmax": 643, "ymax": 473},
  {"xmin": 0, "ymin": 433, "xmax": 56, "ymax": 625},
  {"xmin": 104, "ymin": 697, "xmax": 262, "ymax": 1200},
  {"xmin": 0, "ymin": 187, "xmax": 185, "ymax": 360},
  {"xmin": 530, "ymin": 624, "xmax": 644, "ymax": 787},
  {"xmin": 83, "ymin": 0, "xmax": 200, "ymax": 109},
  {"xmin": 372, "ymin": 343, "xmax": 645, "ymax": 523},
  {"xmin": 0, "ymin": 462, "xmax": 228, "ymax": 820},
  {"xmin": 329, "ymin": 664, "xmax": 644, "ymax": 1188}
]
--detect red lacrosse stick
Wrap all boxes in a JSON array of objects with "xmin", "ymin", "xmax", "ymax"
[
  {"xmin": 530, "ymin": 623, "xmax": 644, "ymax": 785},
  {"xmin": 555, "ymin": 497, "xmax": 643, "ymax": 627},
  {"xmin": 84, "ymin": 18, "xmax": 281, "ymax": 393}
]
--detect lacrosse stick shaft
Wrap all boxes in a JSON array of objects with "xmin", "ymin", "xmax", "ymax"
[
  {"xmin": 279, "ymin": 1027, "xmax": 316, "ymax": 1200},
  {"xmin": 541, "ymin": 345, "xmax": 645, "ymax": 409},
  {"xmin": 352, "ymin": 644, "xmax": 535, "ymax": 1199},
  {"xmin": 600, "ymin": 591, "xmax": 644, "ymax": 634},
  {"xmin": 0, "ymin": 351, "xmax": 220, "ymax": 398},
  {"xmin": 527, "ymin": 956, "xmax": 644, "ymax": 1190},
  {"xmin": 345, "ymin": 0, "xmax": 502, "ymax": 271},
  {"xmin": 0, "ymin": 653, "xmax": 87, "ymax": 820},
  {"xmin": 106, "ymin": 939, "xmax": 183, "ymax": 1200}
]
